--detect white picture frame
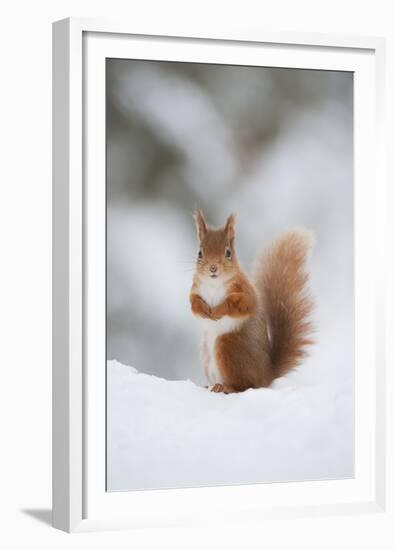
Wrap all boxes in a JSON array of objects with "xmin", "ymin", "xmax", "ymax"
[{"xmin": 52, "ymin": 17, "xmax": 387, "ymax": 533}]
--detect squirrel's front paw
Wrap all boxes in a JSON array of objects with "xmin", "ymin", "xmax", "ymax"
[
  {"xmin": 210, "ymin": 383, "xmax": 224, "ymax": 393},
  {"xmin": 200, "ymin": 308, "xmax": 213, "ymax": 320},
  {"xmin": 208, "ymin": 312, "xmax": 222, "ymax": 321},
  {"xmin": 209, "ymin": 305, "xmax": 225, "ymax": 321}
]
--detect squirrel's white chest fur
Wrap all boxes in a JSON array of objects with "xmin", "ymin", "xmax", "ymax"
[{"xmin": 196, "ymin": 278, "xmax": 243, "ymax": 385}]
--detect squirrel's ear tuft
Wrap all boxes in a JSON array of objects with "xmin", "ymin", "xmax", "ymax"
[
  {"xmin": 225, "ymin": 213, "xmax": 236, "ymax": 243},
  {"xmin": 193, "ymin": 209, "xmax": 208, "ymax": 241}
]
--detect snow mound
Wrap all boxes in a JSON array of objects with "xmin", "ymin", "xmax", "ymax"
[{"xmin": 107, "ymin": 360, "xmax": 353, "ymax": 491}]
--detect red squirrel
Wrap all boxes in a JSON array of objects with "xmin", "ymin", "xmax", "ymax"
[{"xmin": 190, "ymin": 210, "xmax": 314, "ymax": 393}]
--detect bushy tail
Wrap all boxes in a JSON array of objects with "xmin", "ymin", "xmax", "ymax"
[{"xmin": 254, "ymin": 229, "xmax": 315, "ymax": 379}]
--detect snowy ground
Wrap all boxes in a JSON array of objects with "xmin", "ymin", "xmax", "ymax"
[{"xmin": 107, "ymin": 359, "xmax": 353, "ymax": 492}]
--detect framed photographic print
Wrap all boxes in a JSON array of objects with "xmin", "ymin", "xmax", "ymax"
[{"xmin": 52, "ymin": 18, "xmax": 387, "ymax": 532}]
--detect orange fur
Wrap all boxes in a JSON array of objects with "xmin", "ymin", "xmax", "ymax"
[
  {"xmin": 253, "ymin": 230, "xmax": 315, "ymax": 378},
  {"xmin": 211, "ymin": 278, "xmax": 258, "ymax": 320},
  {"xmin": 190, "ymin": 293, "xmax": 212, "ymax": 319},
  {"xmin": 190, "ymin": 211, "xmax": 314, "ymax": 392}
]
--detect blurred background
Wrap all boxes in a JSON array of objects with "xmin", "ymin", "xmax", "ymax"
[{"xmin": 106, "ymin": 59, "xmax": 353, "ymax": 386}]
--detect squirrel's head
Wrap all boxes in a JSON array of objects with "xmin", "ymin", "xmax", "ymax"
[{"xmin": 193, "ymin": 210, "xmax": 238, "ymax": 281}]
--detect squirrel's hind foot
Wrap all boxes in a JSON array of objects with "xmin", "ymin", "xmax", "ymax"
[
  {"xmin": 210, "ymin": 383, "xmax": 239, "ymax": 394},
  {"xmin": 210, "ymin": 383, "xmax": 224, "ymax": 393}
]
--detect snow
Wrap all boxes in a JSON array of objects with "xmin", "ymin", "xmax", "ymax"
[{"xmin": 107, "ymin": 359, "xmax": 353, "ymax": 492}]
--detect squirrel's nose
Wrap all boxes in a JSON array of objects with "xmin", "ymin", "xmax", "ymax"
[{"xmin": 210, "ymin": 264, "xmax": 218, "ymax": 273}]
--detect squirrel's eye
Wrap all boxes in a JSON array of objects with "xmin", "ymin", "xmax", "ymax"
[
  {"xmin": 198, "ymin": 249, "xmax": 203, "ymax": 259},
  {"xmin": 225, "ymin": 248, "xmax": 232, "ymax": 259}
]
